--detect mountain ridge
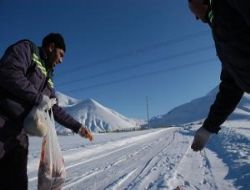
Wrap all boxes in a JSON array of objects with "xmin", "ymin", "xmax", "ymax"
[
  {"xmin": 149, "ymin": 86, "xmax": 250, "ymax": 128},
  {"xmin": 55, "ymin": 93, "xmax": 142, "ymax": 134}
]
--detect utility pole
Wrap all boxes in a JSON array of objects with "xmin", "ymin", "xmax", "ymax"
[{"xmin": 146, "ymin": 96, "xmax": 150, "ymax": 128}]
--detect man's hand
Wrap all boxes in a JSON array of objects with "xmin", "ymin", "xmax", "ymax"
[
  {"xmin": 188, "ymin": 0, "xmax": 209, "ymax": 22},
  {"xmin": 38, "ymin": 95, "xmax": 57, "ymax": 110},
  {"xmin": 78, "ymin": 126, "xmax": 93, "ymax": 141},
  {"xmin": 191, "ymin": 126, "xmax": 211, "ymax": 151}
]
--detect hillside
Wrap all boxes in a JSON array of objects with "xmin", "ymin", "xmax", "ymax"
[
  {"xmin": 55, "ymin": 93, "xmax": 141, "ymax": 134},
  {"xmin": 150, "ymin": 86, "xmax": 250, "ymax": 127}
]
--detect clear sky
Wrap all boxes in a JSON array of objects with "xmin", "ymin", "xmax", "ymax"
[{"xmin": 0, "ymin": 0, "xmax": 220, "ymax": 120}]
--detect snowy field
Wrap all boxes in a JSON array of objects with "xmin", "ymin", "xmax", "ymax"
[{"xmin": 28, "ymin": 122, "xmax": 250, "ymax": 190}]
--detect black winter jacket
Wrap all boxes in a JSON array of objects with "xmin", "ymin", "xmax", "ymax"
[
  {"xmin": 202, "ymin": 0, "xmax": 250, "ymax": 133},
  {"xmin": 0, "ymin": 40, "xmax": 82, "ymax": 139}
]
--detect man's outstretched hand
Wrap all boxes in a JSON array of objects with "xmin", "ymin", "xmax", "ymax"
[
  {"xmin": 191, "ymin": 126, "xmax": 211, "ymax": 151},
  {"xmin": 78, "ymin": 126, "xmax": 93, "ymax": 141}
]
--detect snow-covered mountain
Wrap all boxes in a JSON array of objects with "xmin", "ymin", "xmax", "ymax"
[
  {"xmin": 55, "ymin": 92, "xmax": 141, "ymax": 134},
  {"xmin": 150, "ymin": 86, "xmax": 250, "ymax": 128},
  {"xmin": 55, "ymin": 91, "xmax": 81, "ymax": 107}
]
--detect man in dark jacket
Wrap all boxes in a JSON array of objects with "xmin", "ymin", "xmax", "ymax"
[
  {"xmin": 0, "ymin": 33, "xmax": 93, "ymax": 189},
  {"xmin": 188, "ymin": 0, "xmax": 250, "ymax": 151}
]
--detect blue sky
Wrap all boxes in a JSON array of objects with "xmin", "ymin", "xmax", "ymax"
[{"xmin": 0, "ymin": 0, "xmax": 220, "ymax": 119}]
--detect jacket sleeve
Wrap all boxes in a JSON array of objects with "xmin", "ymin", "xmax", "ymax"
[
  {"xmin": 228, "ymin": 0, "xmax": 250, "ymax": 26},
  {"xmin": 202, "ymin": 69, "xmax": 243, "ymax": 133},
  {"xmin": 50, "ymin": 90, "xmax": 82, "ymax": 133},
  {"xmin": 0, "ymin": 41, "xmax": 42, "ymax": 105}
]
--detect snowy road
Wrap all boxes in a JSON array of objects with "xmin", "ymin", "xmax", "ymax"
[
  {"xmin": 28, "ymin": 125, "xmax": 249, "ymax": 190},
  {"xmin": 62, "ymin": 128, "xmax": 182, "ymax": 190}
]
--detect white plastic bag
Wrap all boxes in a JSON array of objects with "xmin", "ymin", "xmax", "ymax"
[
  {"xmin": 23, "ymin": 107, "xmax": 49, "ymax": 137},
  {"xmin": 38, "ymin": 109, "xmax": 66, "ymax": 190},
  {"xmin": 24, "ymin": 97, "xmax": 57, "ymax": 137}
]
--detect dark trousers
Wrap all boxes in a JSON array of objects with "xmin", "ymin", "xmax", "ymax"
[{"xmin": 0, "ymin": 143, "xmax": 28, "ymax": 190}]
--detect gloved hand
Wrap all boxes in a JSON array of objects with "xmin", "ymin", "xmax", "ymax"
[
  {"xmin": 78, "ymin": 126, "xmax": 93, "ymax": 141},
  {"xmin": 191, "ymin": 126, "xmax": 211, "ymax": 151},
  {"xmin": 38, "ymin": 95, "xmax": 57, "ymax": 110}
]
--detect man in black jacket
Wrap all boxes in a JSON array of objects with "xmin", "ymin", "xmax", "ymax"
[
  {"xmin": 188, "ymin": 0, "xmax": 250, "ymax": 151},
  {"xmin": 0, "ymin": 33, "xmax": 93, "ymax": 189}
]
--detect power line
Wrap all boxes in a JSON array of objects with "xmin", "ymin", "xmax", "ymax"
[
  {"xmin": 62, "ymin": 57, "xmax": 218, "ymax": 93},
  {"xmin": 56, "ymin": 45, "xmax": 214, "ymax": 87},
  {"xmin": 57, "ymin": 30, "xmax": 210, "ymax": 76}
]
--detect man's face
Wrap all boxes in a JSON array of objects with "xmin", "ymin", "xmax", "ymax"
[{"xmin": 46, "ymin": 43, "xmax": 65, "ymax": 68}]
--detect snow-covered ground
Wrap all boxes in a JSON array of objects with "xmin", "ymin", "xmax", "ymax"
[{"xmin": 28, "ymin": 121, "xmax": 250, "ymax": 190}]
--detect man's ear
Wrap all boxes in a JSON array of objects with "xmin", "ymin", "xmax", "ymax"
[
  {"xmin": 48, "ymin": 43, "xmax": 55, "ymax": 52},
  {"xmin": 188, "ymin": 0, "xmax": 208, "ymax": 22}
]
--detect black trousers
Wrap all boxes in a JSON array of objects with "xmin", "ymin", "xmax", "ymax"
[{"xmin": 0, "ymin": 142, "xmax": 28, "ymax": 190}]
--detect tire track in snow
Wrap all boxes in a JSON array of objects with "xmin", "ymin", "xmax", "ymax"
[
  {"xmin": 28, "ymin": 129, "xmax": 168, "ymax": 186},
  {"xmin": 126, "ymin": 129, "xmax": 182, "ymax": 190},
  {"xmin": 28, "ymin": 142, "xmax": 138, "ymax": 184},
  {"xmin": 62, "ymin": 144, "xmax": 137, "ymax": 190},
  {"xmin": 53, "ymin": 128, "xmax": 172, "ymax": 189},
  {"xmin": 104, "ymin": 169, "xmax": 138, "ymax": 190},
  {"xmin": 29, "ymin": 128, "xmax": 192, "ymax": 190},
  {"xmin": 63, "ymin": 169, "xmax": 101, "ymax": 189}
]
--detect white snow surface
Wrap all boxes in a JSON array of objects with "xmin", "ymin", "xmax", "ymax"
[
  {"xmin": 55, "ymin": 92, "xmax": 141, "ymax": 133},
  {"xmin": 28, "ymin": 121, "xmax": 250, "ymax": 190}
]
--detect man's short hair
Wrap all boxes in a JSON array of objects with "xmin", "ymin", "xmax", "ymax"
[{"xmin": 42, "ymin": 33, "xmax": 66, "ymax": 52}]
